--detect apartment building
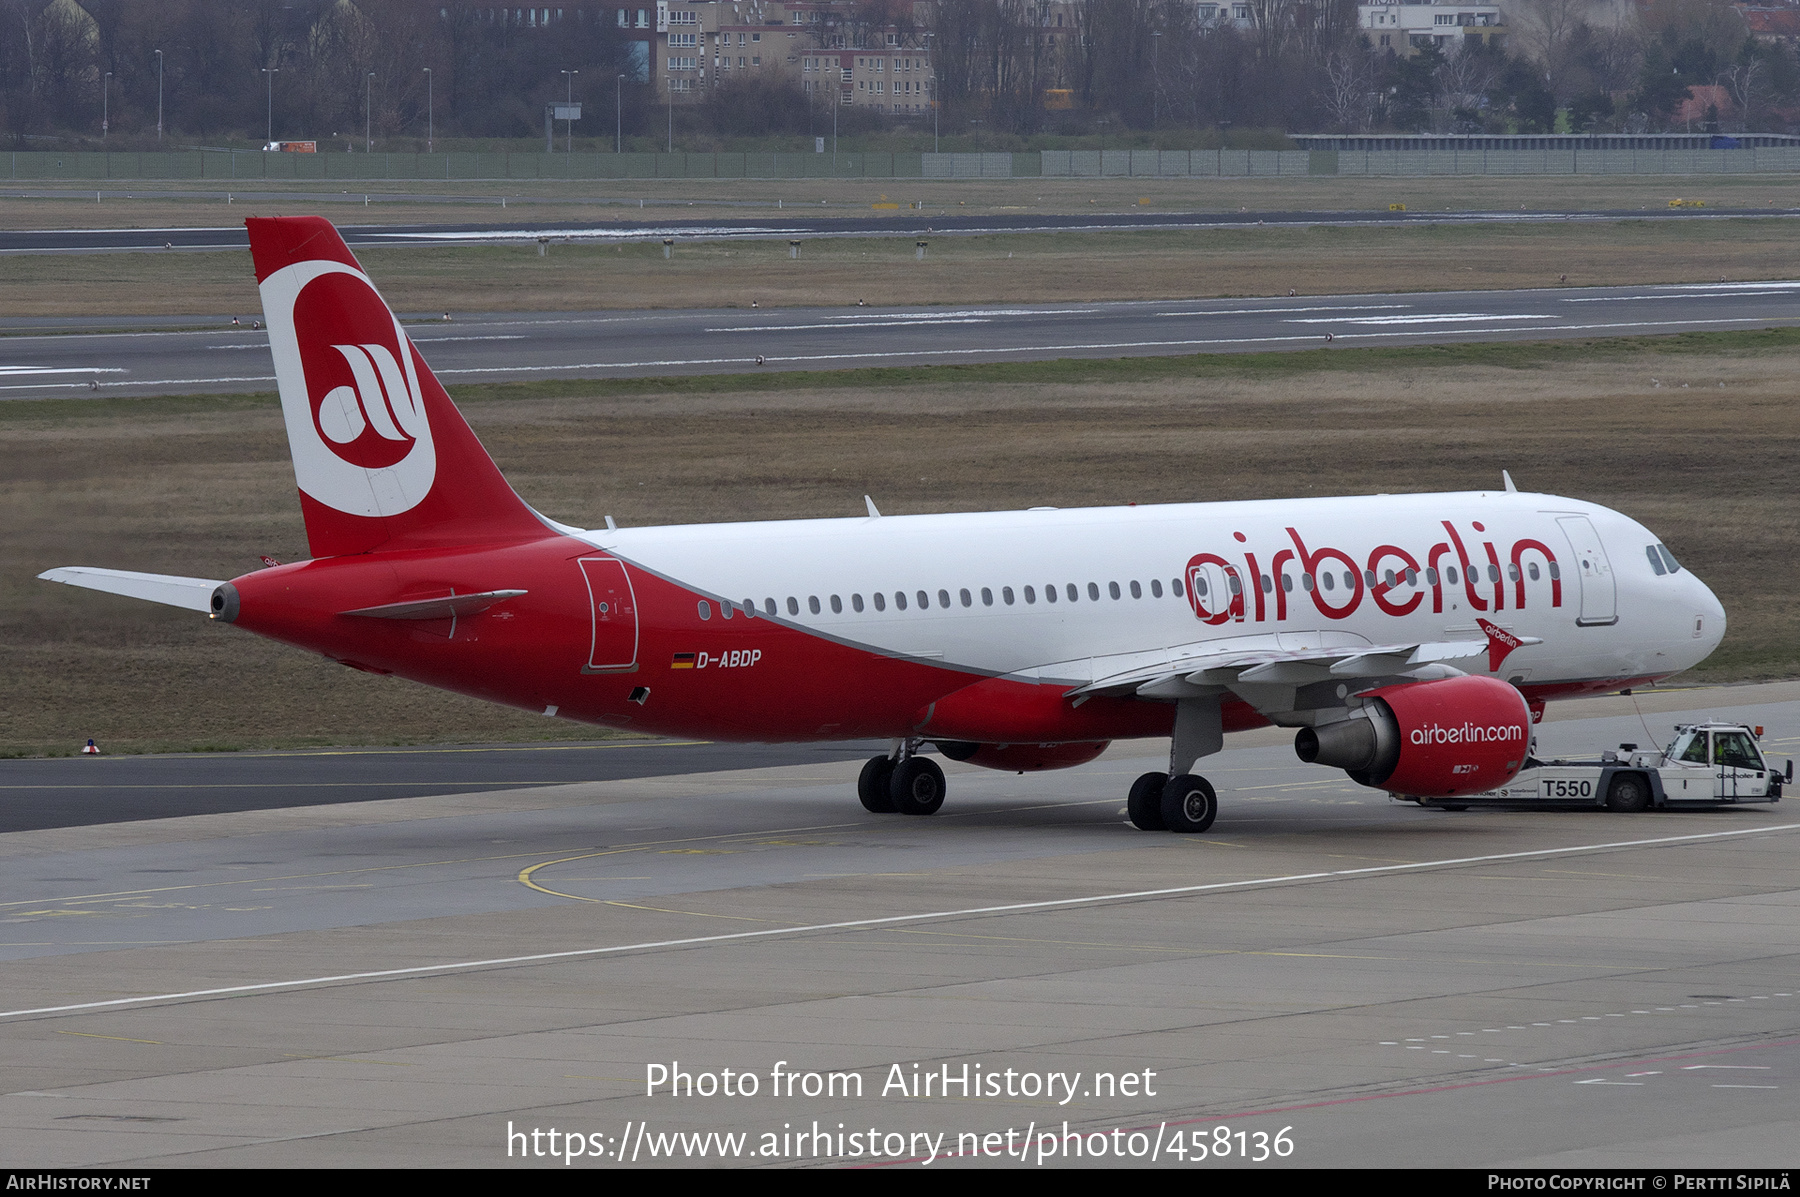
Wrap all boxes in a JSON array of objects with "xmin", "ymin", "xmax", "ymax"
[
  {"xmin": 654, "ymin": 0, "xmax": 934, "ymax": 109},
  {"xmin": 1358, "ymin": 1, "xmax": 1507, "ymax": 53}
]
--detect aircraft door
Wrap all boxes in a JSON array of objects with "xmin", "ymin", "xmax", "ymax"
[
  {"xmin": 1556, "ymin": 515, "xmax": 1617, "ymax": 626},
  {"xmin": 1189, "ymin": 560, "xmax": 1243, "ymax": 623},
  {"xmin": 579, "ymin": 557, "xmax": 639, "ymax": 673}
]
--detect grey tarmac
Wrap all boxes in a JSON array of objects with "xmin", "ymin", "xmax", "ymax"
[
  {"xmin": 7, "ymin": 280, "xmax": 1800, "ymax": 400},
  {"xmin": 1, "ymin": 682, "xmax": 1797, "ymax": 1167}
]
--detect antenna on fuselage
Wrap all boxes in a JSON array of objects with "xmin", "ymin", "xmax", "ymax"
[
  {"xmin": 1502, "ymin": 470, "xmax": 1518, "ymax": 494},
  {"xmin": 864, "ymin": 495, "xmax": 882, "ymax": 518}
]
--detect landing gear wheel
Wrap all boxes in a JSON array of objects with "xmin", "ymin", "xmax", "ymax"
[
  {"xmin": 1160, "ymin": 774, "xmax": 1218, "ymax": 833},
  {"xmin": 1128, "ymin": 772, "xmax": 1169, "ymax": 830},
  {"xmin": 889, "ymin": 756, "xmax": 946, "ymax": 816},
  {"xmin": 1606, "ymin": 775, "xmax": 1650, "ymax": 813},
  {"xmin": 858, "ymin": 755, "xmax": 896, "ymax": 813}
]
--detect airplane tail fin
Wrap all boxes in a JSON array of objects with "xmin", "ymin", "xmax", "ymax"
[{"xmin": 248, "ymin": 216, "xmax": 551, "ymax": 558}]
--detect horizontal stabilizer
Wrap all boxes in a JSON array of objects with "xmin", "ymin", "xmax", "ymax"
[
  {"xmin": 340, "ymin": 590, "xmax": 526, "ymax": 620},
  {"xmin": 37, "ymin": 567, "xmax": 222, "ymax": 614}
]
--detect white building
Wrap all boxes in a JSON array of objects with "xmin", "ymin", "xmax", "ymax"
[{"xmin": 1359, "ymin": 2, "xmax": 1506, "ymax": 54}]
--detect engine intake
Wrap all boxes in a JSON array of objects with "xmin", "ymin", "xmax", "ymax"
[{"xmin": 1295, "ymin": 675, "xmax": 1531, "ymax": 798}]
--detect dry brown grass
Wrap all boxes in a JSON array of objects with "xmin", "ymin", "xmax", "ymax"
[
  {"xmin": 3, "ymin": 343, "xmax": 1795, "ymax": 755},
  {"xmin": 5, "ymin": 217, "xmax": 1800, "ymax": 318}
]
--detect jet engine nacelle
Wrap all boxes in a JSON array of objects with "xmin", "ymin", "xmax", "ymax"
[
  {"xmin": 1293, "ymin": 675, "xmax": 1531, "ymax": 798},
  {"xmin": 935, "ymin": 740, "xmax": 1110, "ymax": 773}
]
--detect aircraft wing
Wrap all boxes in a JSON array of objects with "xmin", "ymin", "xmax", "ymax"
[
  {"xmin": 1073, "ymin": 620, "xmax": 1543, "ymax": 704},
  {"xmin": 37, "ymin": 567, "xmax": 222, "ymax": 614},
  {"xmin": 1072, "ymin": 640, "xmax": 1493, "ymax": 700}
]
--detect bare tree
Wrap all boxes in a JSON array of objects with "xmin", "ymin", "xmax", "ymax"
[{"xmin": 1322, "ymin": 45, "xmax": 1374, "ymax": 132}]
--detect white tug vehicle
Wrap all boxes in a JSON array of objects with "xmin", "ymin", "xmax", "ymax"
[{"xmin": 1415, "ymin": 722, "xmax": 1790, "ymax": 812}]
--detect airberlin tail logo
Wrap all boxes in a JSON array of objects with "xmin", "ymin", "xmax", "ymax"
[
  {"xmin": 315, "ymin": 342, "xmax": 421, "ymax": 466},
  {"xmin": 262, "ymin": 260, "xmax": 437, "ymax": 518}
]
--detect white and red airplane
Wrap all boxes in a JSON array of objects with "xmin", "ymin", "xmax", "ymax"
[{"xmin": 41, "ymin": 217, "xmax": 1726, "ymax": 831}]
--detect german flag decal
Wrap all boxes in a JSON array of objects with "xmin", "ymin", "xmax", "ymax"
[{"xmin": 670, "ymin": 652, "xmax": 697, "ymax": 669}]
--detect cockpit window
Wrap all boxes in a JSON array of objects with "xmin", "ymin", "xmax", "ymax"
[
  {"xmin": 1646, "ymin": 545, "xmax": 1666, "ymax": 576},
  {"xmin": 1657, "ymin": 544, "xmax": 1681, "ymax": 574}
]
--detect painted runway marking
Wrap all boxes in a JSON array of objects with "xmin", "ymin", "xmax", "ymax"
[
  {"xmin": 1285, "ymin": 314, "xmax": 1556, "ymax": 326},
  {"xmin": 3, "ymin": 821, "xmax": 1795, "ymax": 1020},
  {"xmin": 0, "ymin": 366, "xmax": 125, "ymax": 376}
]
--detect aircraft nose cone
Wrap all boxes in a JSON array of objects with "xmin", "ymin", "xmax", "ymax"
[{"xmin": 1690, "ymin": 571, "xmax": 1727, "ymax": 656}]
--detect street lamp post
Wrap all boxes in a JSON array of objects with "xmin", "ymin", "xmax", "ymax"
[
  {"xmin": 668, "ymin": 77, "xmax": 673, "ymax": 153},
  {"xmin": 262, "ymin": 67, "xmax": 277, "ymax": 144},
  {"xmin": 155, "ymin": 50, "xmax": 163, "ymax": 143},
  {"xmin": 102, "ymin": 71, "xmax": 111, "ymax": 141},
  {"xmin": 832, "ymin": 63, "xmax": 839, "ymax": 168},
  {"xmin": 423, "ymin": 67, "xmax": 432, "ymax": 153},
  {"xmin": 924, "ymin": 34, "xmax": 936, "ymax": 153},
  {"xmin": 616, "ymin": 74, "xmax": 624, "ymax": 153},
  {"xmin": 562, "ymin": 69, "xmax": 578, "ymax": 152},
  {"xmin": 1151, "ymin": 30, "xmax": 1161, "ymax": 129},
  {"xmin": 366, "ymin": 72, "xmax": 375, "ymax": 152}
]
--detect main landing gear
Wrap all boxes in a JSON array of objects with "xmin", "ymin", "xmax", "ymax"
[
  {"xmin": 1127, "ymin": 772, "xmax": 1218, "ymax": 833},
  {"xmin": 858, "ymin": 741, "xmax": 945, "ymax": 816},
  {"xmin": 1128, "ymin": 694, "xmax": 1224, "ymax": 833}
]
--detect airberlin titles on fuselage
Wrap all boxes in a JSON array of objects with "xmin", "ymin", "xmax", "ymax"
[{"xmin": 1187, "ymin": 521, "xmax": 1563, "ymax": 627}]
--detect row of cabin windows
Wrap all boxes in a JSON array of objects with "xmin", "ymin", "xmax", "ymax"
[
  {"xmin": 688, "ymin": 562, "xmax": 1565, "ymax": 621},
  {"xmin": 693, "ymin": 578, "xmax": 1190, "ymax": 621},
  {"xmin": 1230, "ymin": 561, "xmax": 1559, "ymax": 596}
]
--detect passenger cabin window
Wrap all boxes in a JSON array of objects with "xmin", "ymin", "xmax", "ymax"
[
  {"xmin": 830, "ymin": 595, "xmax": 843, "ymax": 613},
  {"xmin": 873, "ymin": 592, "xmax": 886, "ymax": 611},
  {"xmin": 1130, "ymin": 580, "xmax": 1142, "ymax": 598},
  {"xmin": 1024, "ymin": 585, "xmax": 1036, "ymax": 604},
  {"xmin": 852, "ymin": 593, "xmax": 864, "ymax": 612},
  {"xmin": 787, "ymin": 597, "xmax": 800, "ymax": 615},
  {"xmin": 697, "ymin": 600, "xmax": 711, "ymax": 619},
  {"xmin": 1003, "ymin": 586, "xmax": 1016, "ymax": 605},
  {"xmin": 1150, "ymin": 579, "xmax": 1163, "ymax": 598},
  {"xmin": 808, "ymin": 596, "xmax": 821, "ymax": 615}
]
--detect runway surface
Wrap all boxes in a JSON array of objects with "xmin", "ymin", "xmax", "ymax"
[
  {"xmin": 0, "ymin": 739, "xmax": 887, "ymax": 835},
  {"xmin": 2, "ymin": 683, "xmax": 1796, "ymax": 1167},
  {"xmin": 2, "ymin": 204, "xmax": 1791, "ymax": 255},
  {"xmin": 7, "ymin": 280, "xmax": 1800, "ymax": 400}
]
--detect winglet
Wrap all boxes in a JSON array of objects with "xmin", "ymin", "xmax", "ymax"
[
  {"xmin": 865, "ymin": 495, "xmax": 881, "ymax": 518},
  {"xmin": 1478, "ymin": 617, "xmax": 1526, "ymax": 673},
  {"xmin": 1502, "ymin": 470, "xmax": 1518, "ymax": 493}
]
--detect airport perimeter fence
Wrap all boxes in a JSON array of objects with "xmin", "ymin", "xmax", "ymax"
[{"xmin": 12, "ymin": 146, "xmax": 1800, "ymax": 182}]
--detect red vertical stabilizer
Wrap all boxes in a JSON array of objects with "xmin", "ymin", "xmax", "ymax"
[{"xmin": 247, "ymin": 216, "xmax": 552, "ymax": 558}]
